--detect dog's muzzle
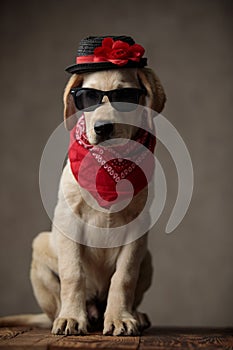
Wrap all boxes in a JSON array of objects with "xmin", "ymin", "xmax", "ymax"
[{"xmin": 94, "ymin": 121, "xmax": 113, "ymax": 139}]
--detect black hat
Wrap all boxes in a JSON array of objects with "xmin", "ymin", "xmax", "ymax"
[{"xmin": 65, "ymin": 35, "xmax": 147, "ymax": 74}]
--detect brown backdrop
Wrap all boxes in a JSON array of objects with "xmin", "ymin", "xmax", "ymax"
[{"xmin": 0, "ymin": 0, "xmax": 232, "ymax": 327}]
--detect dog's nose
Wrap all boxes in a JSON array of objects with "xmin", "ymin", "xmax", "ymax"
[{"xmin": 94, "ymin": 121, "xmax": 113, "ymax": 138}]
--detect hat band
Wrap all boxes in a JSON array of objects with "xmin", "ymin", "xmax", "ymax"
[{"xmin": 76, "ymin": 54, "xmax": 142, "ymax": 67}]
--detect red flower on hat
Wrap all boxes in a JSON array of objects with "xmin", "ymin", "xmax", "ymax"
[{"xmin": 94, "ymin": 37, "xmax": 145, "ymax": 66}]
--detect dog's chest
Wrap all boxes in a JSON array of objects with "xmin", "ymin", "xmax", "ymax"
[{"xmin": 82, "ymin": 246, "xmax": 121, "ymax": 298}]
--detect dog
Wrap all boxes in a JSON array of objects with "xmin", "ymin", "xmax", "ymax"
[{"xmin": 0, "ymin": 37, "xmax": 166, "ymax": 336}]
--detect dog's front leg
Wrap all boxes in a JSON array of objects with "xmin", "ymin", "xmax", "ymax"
[
  {"xmin": 104, "ymin": 236, "xmax": 147, "ymax": 336},
  {"xmin": 52, "ymin": 231, "xmax": 87, "ymax": 335}
]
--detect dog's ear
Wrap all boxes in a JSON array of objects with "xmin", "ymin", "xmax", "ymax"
[
  {"xmin": 137, "ymin": 68, "xmax": 166, "ymax": 113},
  {"xmin": 63, "ymin": 74, "xmax": 83, "ymax": 130}
]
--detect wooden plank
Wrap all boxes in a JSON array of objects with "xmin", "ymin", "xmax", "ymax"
[
  {"xmin": 0, "ymin": 328, "xmax": 64, "ymax": 349},
  {"xmin": 51, "ymin": 333, "xmax": 140, "ymax": 349},
  {"xmin": 0, "ymin": 327, "xmax": 232, "ymax": 349},
  {"xmin": 0, "ymin": 327, "xmax": 29, "ymax": 340},
  {"xmin": 139, "ymin": 327, "xmax": 233, "ymax": 350},
  {"xmin": 0, "ymin": 328, "xmax": 140, "ymax": 349}
]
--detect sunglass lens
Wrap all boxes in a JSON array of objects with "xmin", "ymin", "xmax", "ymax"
[
  {"xmin": 75, "ymin": 89, "xmax": 101, "ymax": 110},
  {"xmin": 111, "ymin": 89, "xmax": 142, "ymax": 112},
  {"xmin": 111, "ymin": 102, "xmax": 138, "ymax": 112}
]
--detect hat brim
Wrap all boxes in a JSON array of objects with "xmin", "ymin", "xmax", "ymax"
[{"xmin": 65, "ymin": 58, "xmax": 147, "ymax": 74}]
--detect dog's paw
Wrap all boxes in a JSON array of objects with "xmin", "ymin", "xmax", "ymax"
[
  {"xmin": 133, "ymin": 311, "xmax": 151, "ymax": 331},
  {"xmin": 51, "ymin": 317, "xmax": 87, "ymax": 335},
  {"xmin": 103, "ymin": 312, "xmax": 139, "ymax": 336},
  {"xmin": 87, "ymin": 302, "xmax": 99, "ymax": 324}
]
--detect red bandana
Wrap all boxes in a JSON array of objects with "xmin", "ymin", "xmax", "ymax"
[{"xmin": 69, "ymin": 115, "xmax": 156, "ymax": 208}]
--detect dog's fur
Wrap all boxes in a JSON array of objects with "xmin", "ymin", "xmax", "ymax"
[{"xmin": 0, "ymin": 68, "xmax": 165, "ymax": 336}]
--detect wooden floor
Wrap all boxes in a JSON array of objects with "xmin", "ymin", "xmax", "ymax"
[{"xmin": 0, "ymin": 327, "xmax": 232, "ymax": 349}]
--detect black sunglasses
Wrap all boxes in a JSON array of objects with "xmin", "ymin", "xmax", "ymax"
[{"xmin": 70, "ymin": 87, "xmax": 146, "ymax": 112}]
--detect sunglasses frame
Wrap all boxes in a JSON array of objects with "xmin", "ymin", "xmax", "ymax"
[{"xmin": 70, "ymin": 87, "xmax": 147, "ymax": 112}]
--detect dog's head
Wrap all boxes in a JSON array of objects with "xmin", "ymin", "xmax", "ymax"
[{"xmin": 63, "ymin": 68, "xmax": 166, "ymax": 145}]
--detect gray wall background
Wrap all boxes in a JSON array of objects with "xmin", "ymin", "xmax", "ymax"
[{"xmin": 0, "ymin": 0, "xmax": 232, "ymax": 327}]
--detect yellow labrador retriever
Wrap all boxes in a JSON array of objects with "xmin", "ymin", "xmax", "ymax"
[{"xmin": 0, "ymin": 36, "xmax": 166, "ymax": 335}]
